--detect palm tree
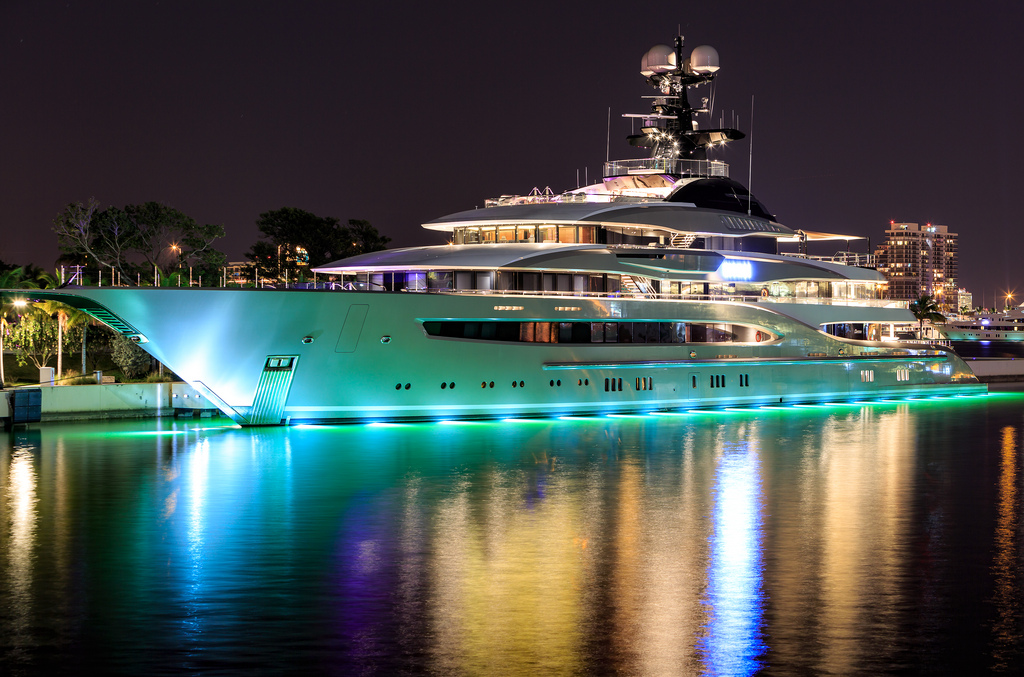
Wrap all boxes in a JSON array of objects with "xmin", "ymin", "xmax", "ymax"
[
  {"xmin": 909, "ymin": 294, "xmax": 946, "ymax": 339},
  {"xmin": 36, "ymin": 300, "xmax": 93, "ymax": 381}
]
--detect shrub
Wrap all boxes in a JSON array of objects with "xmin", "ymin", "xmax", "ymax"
[{"xmin": 110, "ymin": 334, "xmax": 151, "ymax": 380}]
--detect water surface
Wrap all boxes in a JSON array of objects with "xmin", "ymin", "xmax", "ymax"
[{"xmin": 2, "ymin": 394, "xmax": 1022, "ymax": 675}]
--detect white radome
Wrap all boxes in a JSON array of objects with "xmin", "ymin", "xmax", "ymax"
[
  {"xmin": 640, "ymin": 44, "xmax": 676, "ymax": 76},
  {"xmin": 690, "ymin": 45, "xmax": 720, "ymax": 74}
]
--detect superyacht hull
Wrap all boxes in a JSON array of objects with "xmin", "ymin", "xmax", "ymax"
[{"xmin": 23, "ymin": 287, "xmax": 985, "ymax": 425}]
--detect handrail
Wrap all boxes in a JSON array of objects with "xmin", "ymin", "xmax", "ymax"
[
  {"xmin": 603, "ymin": 158, "xmax": 729, "ymax": 178},
  {"xmin": 378, "ymin": 288, "xmax": 905, "ymax": 308}
]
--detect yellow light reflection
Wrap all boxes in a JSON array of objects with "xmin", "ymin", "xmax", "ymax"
[
  {"xmin": 991, "ymin": 425, "xmax": 1019, "ymax": 668},
  {"xmin": 427, "ymin": 472, "xmax": 586, "ymax": 674},
  {"xmin": 817, "ymin": 406, "xmax": 914, "ymax": 672},
  {"xmin": 5, "ymin": 446, "xmax": 38, "ymax": 644}
]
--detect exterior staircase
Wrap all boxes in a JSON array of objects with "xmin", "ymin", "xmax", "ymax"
[
  {"xmin": 621, "ymin": 275, "xmax": 656, "ymax": 298},
  {"xmin": 670, "ymin": 232, "xmax": 698, "ymax": 248}
]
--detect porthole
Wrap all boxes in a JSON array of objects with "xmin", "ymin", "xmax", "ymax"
[
  {"xmin": 550, "ymin": 379, "xmax": 555, "ymax": 387},
  {"xmin": 489, "ymin": 381, "xmax": 495, "ymax": 388},
  {"xmin": 513, "ymin": 381, "xmax": 518, "ymax": 388},
  {"xmin": 404, "ymin": 383, "xmax": 411, "ymax": 390},
  {"xmin": 556, "ymin": 379, "xmax": 561, "ymax": 386},
  {"xmin": 519, "ymin": 381, "xmax": 525, "ymax": 387},
  {"xmin": 441, "ymin": 382, "xmax": 447, "ymax": 389},
  {"xmin": 578, "ymin": 379, "xmax": 582, "ymax": 386},
  {"xmin": 584, "ymin": 379, "xmax": 589, "ymax": 386},
  {"xmin": 395, "ymin": 383, "xmax": 402, "ymax": 390},
  {"xmin": 481, "ymin": 381, "xmax": 487, "ymax": 388},
  {"xmin": 449, "ymin": 382, "xmax": 455, "ymax": 389}
]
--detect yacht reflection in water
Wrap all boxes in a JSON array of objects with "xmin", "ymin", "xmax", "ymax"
[{"xmin": 1, "ymin": 397, "xmax": 1021, "ymax": 673}]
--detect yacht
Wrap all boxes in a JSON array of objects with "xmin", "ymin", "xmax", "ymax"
[
  {"xmin": 10, "ymin": 36, "xmax": 984, "ymax": 424},
  {"xmin": 940, "ymin": 305, "xmax": 1024, "ymax": 341}
]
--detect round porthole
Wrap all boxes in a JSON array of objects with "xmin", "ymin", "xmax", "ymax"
[
  {"xmin": 449, "ymin": 382, "xmax": 455, "ymax": 389},
  {"xmin": 549, "ymin": 380, "xmax": 554, "ymax": 387},
  {"xmin": 404, "ymin": 383, "xmax": 411, "ymax": 390},
  {"xmin": 441, "ymin": 382, "xmax": 447, "ymax": 389},
  {"xmin": 489, "ymin": 381, "xmax": 495, "ymax": 388},
  {"xmin": 519, "ymin": 381, "xmax": 525, "ymax": 388},
  {"xmin": 556, "ymin": 380, "xmax": 561, "ymax": 386},
  {"xmin": 481, "ymin": 381, "xmax": 487, "ymax": 388},
  {"xmin": 395, "ymin": 383, "xmax": 402, "ymax": 390},
  {"xmin": 512, "ymin": 381, "xmax": 518, "ymax": 388},
  {"xmin": 689, "ymin": 350, "xmax": 697, "ymax": 358},
  {"xmin": 301, "ymin": 336, "xmax": 314, "ymax": 344}
]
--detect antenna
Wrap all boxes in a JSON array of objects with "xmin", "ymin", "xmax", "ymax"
[
  {"xmin": 606, "ymin": 107, "xmax": 611, "ymax": 162},
  {"xmin": 747, "ymin": 95, "xmax": 754, "ymax": 215}
]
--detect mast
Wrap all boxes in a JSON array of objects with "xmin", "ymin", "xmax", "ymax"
[{"xmin": 626, "ymin": 36, "xmax": 744, "ymax": 162}]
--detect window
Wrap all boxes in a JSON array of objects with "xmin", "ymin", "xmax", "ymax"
[{"xmin": 421, "ymin": 320, "xmax": 764, "ymax": 345}]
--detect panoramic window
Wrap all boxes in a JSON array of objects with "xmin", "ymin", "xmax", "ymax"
[{"xmin": 422, "ymin": 320, "xmax": 774, "ymax": 345}]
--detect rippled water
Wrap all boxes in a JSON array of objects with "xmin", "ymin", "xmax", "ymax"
[{"xmin": 2, "ymin": 393, "xmax": 1023, "ymax": 675}]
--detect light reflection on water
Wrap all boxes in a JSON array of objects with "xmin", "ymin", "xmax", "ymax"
[{"xmin": 0, "ymin": 394, "xmax": 1022, "ymax": 674}]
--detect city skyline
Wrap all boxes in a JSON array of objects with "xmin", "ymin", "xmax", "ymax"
[{"xmin": 2, "ymin": 1, "xmax": 1021, "ymax": 302}]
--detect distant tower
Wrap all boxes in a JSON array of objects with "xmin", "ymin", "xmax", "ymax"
[{"xmin": 876, "ymin": 222, "xmax": 958, "ymax": 311}]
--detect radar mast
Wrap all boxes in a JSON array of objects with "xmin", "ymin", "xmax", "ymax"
[{"xmin": 626, "ymin": 36, "xmax": 744, "ymax": 161}]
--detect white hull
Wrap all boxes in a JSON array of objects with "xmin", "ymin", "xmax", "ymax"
[{"xmin": 27, "ymin": 287, "xmax": 984, "ymax": 425}]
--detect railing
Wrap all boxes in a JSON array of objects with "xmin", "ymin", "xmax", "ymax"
[
  {"xmin": 785, "ymin": 252, "xmax": 877, "ymax": 268},
  {"xmin": 603, "ymin": 158, "xmax": 729, "ymax": 178},
  {"xmin": 329, "ymin": 286, "xmax": 907, "ymax": 308},
  {"xmin": 761, "ymin": 296, "xmax": 908, "ymax": 309},
  {"xmin": 484, "ymin": 193, "xmax": 654, "ymax": 207},
  {"xmin": 895, "ymin": 338, "xmax": 952, "ymax": 346}
]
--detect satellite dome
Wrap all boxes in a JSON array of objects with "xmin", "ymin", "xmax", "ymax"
[
  {"xmin": 641, "ymin": 44, "xmax": 676, "ymax": 77},
  {"xmin": 690, "ymin": 45, "xmax": 720, "ymax": 74}
]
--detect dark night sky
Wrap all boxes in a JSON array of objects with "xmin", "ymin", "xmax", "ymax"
[{"xmin": 2, "ymin": 1, "xmax": 1022, "ymax": 304}]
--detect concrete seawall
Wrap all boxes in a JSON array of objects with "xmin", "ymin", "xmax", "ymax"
[
  {"xmin": 2, "ymin": 382, "xmax": 220, "ymax": 423},
  {"xmin": 962, "ymin": 358, "xmax": 1024, "ymax": 383}
]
